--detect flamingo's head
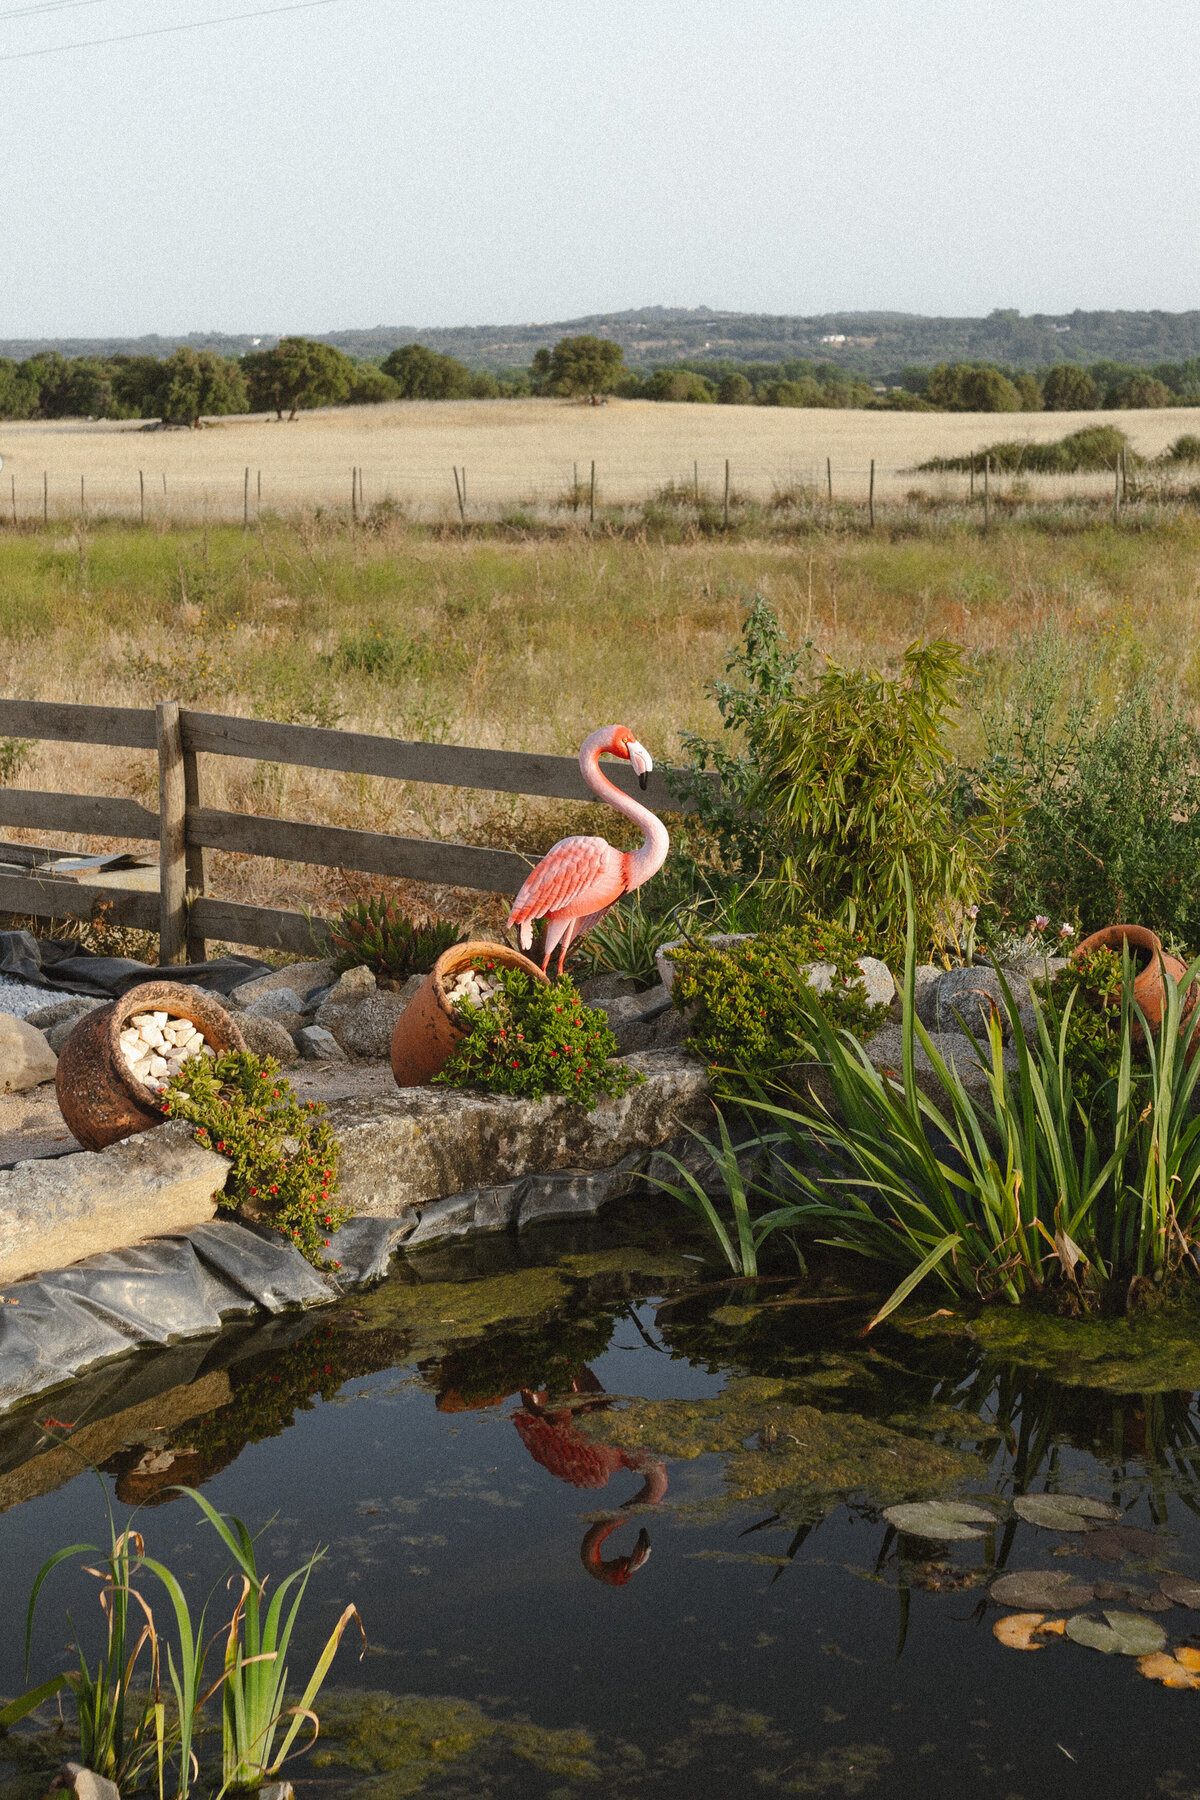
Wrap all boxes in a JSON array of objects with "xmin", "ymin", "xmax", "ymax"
[{"xmin": 607, "ymin": 725, "xmax": 654, "ymax": 790}]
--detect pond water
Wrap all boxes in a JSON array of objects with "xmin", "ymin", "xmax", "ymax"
[{"xmin": 2, "ymin": 1197, "xmax": 1200, "ymax": 1800}]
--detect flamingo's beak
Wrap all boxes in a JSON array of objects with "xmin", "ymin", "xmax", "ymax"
[{"xmin": 628, "ymin": 740, "xmax": 653, "ymax": 791}]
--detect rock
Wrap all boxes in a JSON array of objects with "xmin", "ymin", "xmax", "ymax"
[
  {"xmin": 1023, "ymin": 955, "xmax": 1071, "ymax": 986},
  {"xmin": 316, "ymin": 973, "xmax": 422, "ymax": 1056},
  {"xmin": 578, "ymin": 974, "xmax": 643, "ymax": 1000},
  {"xmin": 594, "ymin": 986, "xmax": 688, "ymax": 1054},
  {"xmin": 46, "ymin": 1013, "xmax": 95, "ymax": 1055},
  {"xmin": 228, "ymin": 960, "xmax": 337, "ymax": 1009},
  {"xmin": 854, "ymin": 956, "xmax": 896, "ymax": 1008},
  {"xmin": 327, "ymin": 964, "xmax": 376, "ymax": 997},
  {"xmin": 27, "ymin": 996, "xmax": 105, "ymax": 1030},
  {"xmin": 862, "ymin": 1023, "xmax": 1018, "ymax": 1108},
  {"xmin": 0, "ymin": 1121, "xmax": 231, "ymax": 1286},
  {"xmin": 296, "ymin": 1025, "xmax": 347, "ymax": 1061},
  {"xmin": 913, "ymin": 965, "xmax": 944, "ymax": 1027},
  {"xmin": 56, "ymin": 1762, "xmax": 121, "ymax": 1800},
  {"xmin": 242, "ymin": 987, "xmax": 304, "ymax": 1019},
  {"xmin": 237, "ymin": 1014, "xmax": 300, "ymax": 1065},
  {"xmin": 935, "ymin": 966, "xmax": 1031, "ymax": 1041},
  {"xmin": 331, "ymin": 1047, "xmax": 711, "ymax": 1216},
  {"xmin": 0, "ymin": 1013, "xmax": 58, "ymax": 1090},
  {"xmin": 655, "ymin": 933, "xmax": 750, "ymax": 994}
]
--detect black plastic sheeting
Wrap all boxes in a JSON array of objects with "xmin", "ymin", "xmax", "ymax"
[
  {"xmin": 0, "ymin": 931, "xmax": 271, "ymax": 1000},
  {"xmin": 0, "ymin": 1214, "xmax": 411, "ymax": 1417}
]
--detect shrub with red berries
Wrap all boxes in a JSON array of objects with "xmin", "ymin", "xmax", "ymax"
[
  {"xmin": 434, "ymin": 965, "xmax": 642, "ymax": 1110},
  {"xmin": 161, "ymin": 1050, "xmax": 346, "ymax": 1266}
]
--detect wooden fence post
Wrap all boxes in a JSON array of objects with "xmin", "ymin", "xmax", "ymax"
[
  {"xmin": 983, "ymin": 455, "xmax": 990, "ymax": 531},
  {"xmin": 589, "ymin": 460, "xmax": 596, "ymax": 525},
  {"xmin": 351, "ymin": 466, "xmax": 358, "ymax": 521},
  {"xmin": 969, "ymin": 455, "xmax": 975, "ymax": 499},
  {"xmin": 10, "ymin": 475, "xmax": 14, "ymax": 527},
  {"xmin": 139, "ymin": 469, "xmax": 145, "ymax": 526},
  {"xmin": 868, "ymin": 459, "xmax": 875, "ymax": 528},
  {"xmin": 827, "ymin": 456, "xmax": 832, "ymax": 502},
  {"xmin": 183, "ymin": 734, "xmax": 207, "ymax": 963},
  {"xmin": 724, "ymin": 458, "xmax": 730, "ymax": 528},
  {"xmin": 453, "ymin": 466, "xmax": 465, "ymax": 523},
  {"xmin": 244, "ymin": 466, "xmax": 250, "ymax": 528},
  {"xmin": 43, "ymin": 471, "xmax": 47, "ymax": 526},
  {"xmin": 1113, "ymin": 458, "xmax": 1120, "ymax": 524},
  {"xmin": 693, "ymin": 459, "xmax": 699, "ymax": 502},
  {"xmin": 156, "ymin": 701, "xmax": 188, "ymax": 964}
]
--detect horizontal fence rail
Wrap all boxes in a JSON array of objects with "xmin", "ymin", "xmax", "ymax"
[{"xmin": 0, "ymin": 698, "xmax": 717, "ymax": 963}]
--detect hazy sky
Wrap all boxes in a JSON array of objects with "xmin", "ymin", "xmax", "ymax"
[{"xmin": 1, "ymin": 0, "xmax": 1196, "ymax": 337}]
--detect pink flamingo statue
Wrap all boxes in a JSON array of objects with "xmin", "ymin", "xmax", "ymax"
[
  {"xmin": 508, "ymin": 725, "xmax": 669, "ymax": 974},
  {"xmin": 513, "ymin": 1372, "xmax": 669, "ymax": 1586}
]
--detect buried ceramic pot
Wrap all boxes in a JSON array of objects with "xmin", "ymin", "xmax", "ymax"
[
  {"xmin": 1071, "ymin": 924, "xmax": 1194, "ymax": 1041},
  {"xmin": 390, "ymin": 939, "xmax": 549, "ymax": 1088},
  {"xmin": 56, "ymin": 979, "xmax": 247, "ymax": 1152}
]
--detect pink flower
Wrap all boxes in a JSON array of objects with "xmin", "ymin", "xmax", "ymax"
[
  {"xmin": 967, "ymin": 905, "xmax": 979, "ymax": 921},
  {"xmin": 1034, "ymin": 914, "xmax": 1050, "ymax": 932}
]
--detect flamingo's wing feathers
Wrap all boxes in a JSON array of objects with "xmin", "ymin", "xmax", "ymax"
[{"xmin": 508, "ymin": 836, "xmax": 624, "ymax": 923}]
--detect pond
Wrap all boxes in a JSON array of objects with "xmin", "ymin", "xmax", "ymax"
[{"xmin": 2, "ymin": 1196, "xmax": 1199, "ymax": 1800}]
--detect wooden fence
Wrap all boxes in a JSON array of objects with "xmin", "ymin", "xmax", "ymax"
[{"xmin": 0, "ymin": 700, "xmax": 714, "ymax": 963}]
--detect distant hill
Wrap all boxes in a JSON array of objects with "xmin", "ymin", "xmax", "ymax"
[{"xmin": 5, "ymin": 309, "xmax": 1200, "ymax": 378}]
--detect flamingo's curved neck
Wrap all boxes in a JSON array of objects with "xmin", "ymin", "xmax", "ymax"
[{"xmin": 580, "ymin": 727, "xmax": 669, "ymax": 891}]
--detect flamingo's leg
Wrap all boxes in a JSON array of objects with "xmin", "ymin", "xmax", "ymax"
[{"xmin": 541, "ymin": 914, "xmax": 572, "ymax": 973}]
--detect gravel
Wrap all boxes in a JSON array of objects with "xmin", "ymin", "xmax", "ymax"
[{"xmin": 0, "ymin": 977, "xmax": 94, "ymax": 1019}]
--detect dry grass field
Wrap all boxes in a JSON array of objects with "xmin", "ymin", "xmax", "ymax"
[
  {"xmin": 2, "ymin": 397, "xmax": 1199, "ymax": 522},
  {"xmin": 1, "ymin": 502, "xmax": 1199, "ymax": 940}
]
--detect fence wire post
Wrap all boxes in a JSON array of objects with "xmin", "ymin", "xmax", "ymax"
[
  {"xmin": 244, "ymin": 466, "xmax": 250, "ymax": 528},
  {"xmin": 983, "ymin": 455, "xmax": 990, "ymax": 532},
  {"xmin": 453, "ymin": 466, "xmax": 465, "ymax": 523},
  {"xmin": 156, "ymin": 701, "xmax": 189, "ymax": 965},
  {"xmin": 139, "ymin": 469, "xmax": 145, "ymax": 526},
  {"xmin": 827, "ymin": 456, "xmax": 832, "ymax": 502},
  {"xmin": 43, "ymin": 471, "xmax": 47, "ymax": 526},
  {"xmin": 724, "ymin": 458, "xmax": 730, "ymax": 529},
  {"xmin": 868, "ymin": 459, "xmax": 875, "ymax": 528},
  {"xmin": 589, "ymin": 460, "xmax": 596, "ymax": 525},
  {"xmin": 1114, "ymin": 457, "xmax": 1120, "ymax": 524}
]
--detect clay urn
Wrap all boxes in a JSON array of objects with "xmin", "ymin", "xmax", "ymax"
[
  {"xmin": 56, "ymin": 979, "xmax": 247, "ymax": 1152},
  {"xmin": 1071, "ymin": 924, "xmax": 1195, "ymax": 1043},
  {"xmin": 390, "ymin": 939, "xmax": 549, "ymax": 1088}
]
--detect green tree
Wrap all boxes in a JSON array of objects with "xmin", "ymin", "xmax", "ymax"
[
  {"xmin": 1013, "ymin": 372, "xmax": 1043, "ymax": 410},
  {"xmin": 1114, "ymin": 373, "xmax": 1172, "ymax": 409},
  {"xmin": 763, "ymin": 376, "xmax": 824, "ymax": 407},
  {"xmin": 155, "ymin": 348, "xmax": 248, "ymax": 427},
  {"xmin": 645, "ymin": 369, "xmax": 715, "ymax": 402},
  {"xmin": 957, "ymin": 365, "xmax": 1021, "ymax": 411},
  {"xmin": 27, "ymin": 353, "xmax": 117, "ymax": 419},
  {"xmin": 925, "ymin": 363, "xmax": 965, "ymax": 408},
  {"xmin": 346, "ymin": 364, "xmax": 400, "ymax": 404},
  {"xmin": 717, "ymin": 372, "xmax": 753, "ymax": 404},
  {"xmin": 0, "ymin": 358, "xmax": 39, "ymax": 419},
  {"xmin": 380, "ymin": 343, "xmax": 474, "ymax": 399},
  {"xmin": 1042, "ymin": 363, "xmax": 1100, "ymax": 410},
  {"xmin": 242, "ymin": 337, "xmax": 354, "ymax": 419},
  {"xmin": 535, "ymin": 334, "xmax": 626, "ymax": 399}
]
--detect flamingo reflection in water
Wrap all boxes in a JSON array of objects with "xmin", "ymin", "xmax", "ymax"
[{"xmin": 513, "ymin": 1368, "xmax": 668, "ymax": 1586}]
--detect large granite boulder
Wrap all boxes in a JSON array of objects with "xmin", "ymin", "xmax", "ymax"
[
  {"xmin": 0, "ymin": 1122, "xmax": 231, "ymax": 1286},
  {"xmin": 329, "ymin": 1048, "xmax": 711, "ymax": 1216}
]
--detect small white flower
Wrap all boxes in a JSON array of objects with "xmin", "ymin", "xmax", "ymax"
[
  {"xmin": 1059, "ymin": 922, "xmax": 1076, "ymax": 939},
  {"xmin": 967, "ymin": 905, "xmax": 979, "ymax": 921}
]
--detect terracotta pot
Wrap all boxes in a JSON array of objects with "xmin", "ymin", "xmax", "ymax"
[
  {"xmin": 1071, "ymin": 924, "xmax": 1193, "ymax": 1039},
  {"xmin": 390, "ymin": 940, "xmax": 549, "ymax": 1088},
  {"xmin": 56, "ymin": 980, "xmax": 247, "ymax": 1152}
]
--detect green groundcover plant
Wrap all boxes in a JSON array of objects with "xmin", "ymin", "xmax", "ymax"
[
  {"xmin": 434, "ymin": 965, "xmax": 642, "ymax": 1110},
  {"xmin": 667, "ymin": 922, "xmax": 890, "ymax": 1086},
  {"xmin": 162, "ymin": 1052, "xmax": 346, "ymax": 1266}
]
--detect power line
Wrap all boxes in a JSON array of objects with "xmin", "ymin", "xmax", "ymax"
[
  {"xmin": 0, "ymin": 0, "xmax": 339, "ymax": 60},
  {"xmin": 0, "ymin": 1, "xmax": 106, "ymax": 19}
]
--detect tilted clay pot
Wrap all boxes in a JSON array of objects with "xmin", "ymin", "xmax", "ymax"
[
  {"xmin": 56, "ymin": 979, "xmax": 247, "ymax": 1152},
  {"xmin": 390, "ymin": 940, "xmax": 549, "ymax": 1088},
  {"xmin": 1071, "ymin": 924, "xmax": 1195, "ymax": 1042}
]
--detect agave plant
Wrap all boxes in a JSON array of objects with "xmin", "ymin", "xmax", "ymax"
[{"xmin": 329, "ymin": 895, "xmax": 466, "ymax": 984}]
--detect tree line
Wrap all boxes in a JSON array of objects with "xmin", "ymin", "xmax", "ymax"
[{"xmin": 2, "ymin": 331, "xmax": 1199, "ymax": 425}]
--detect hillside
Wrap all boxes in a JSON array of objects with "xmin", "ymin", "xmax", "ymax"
[{"xmin": 5, "ymin": 308, "xmax": 1200, "ymax": 378}]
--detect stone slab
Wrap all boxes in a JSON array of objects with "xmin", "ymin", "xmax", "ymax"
[
  {"xmin": 328, "ymin": 1048, "xmax": 711, "ymax": 1217},
  {"xmin": 0, "ymin": 1123, "xmax": 231, "ymax": 1287}
]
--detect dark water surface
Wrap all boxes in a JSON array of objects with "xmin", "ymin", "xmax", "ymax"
[{"xmin": 2, "ymin": 1198, "xmax": 1200, "ymax": 1799}]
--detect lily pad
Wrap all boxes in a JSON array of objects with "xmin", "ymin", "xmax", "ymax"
[
  {"xmin": 1012, "ymin": 1494, "xmax": 1121, "ymax": 1531},
  {"xmin": 1065, "ymin": 1610, "xmax": 1167, "ymax": 1657},
  {"xmin": 882, "ymin": 1500, "xmax": 999, "ymax": 1542},
  {"xmin": 993, "ymin": 1612, "xmax": 1065, "ymax": 1651},
  {"xmin": 1161, "ymin": 1574, "xmax": 1200, "ymax": 1609},
  {"xmin": 1138, "ymin": 1651, "xmax": 1200, "ymax": 1689},
  {"xmin": 990, "ymin": 1570, "xmax": 1095, "ymax": 1610},
  {"xmin": 1082, "ymin": 1524, "xmax": 1164, "ymax": 1562}
]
